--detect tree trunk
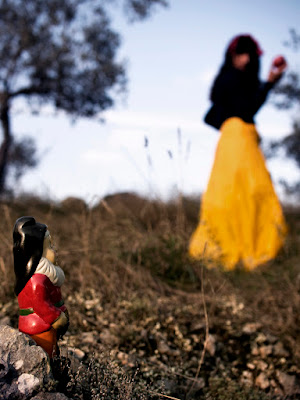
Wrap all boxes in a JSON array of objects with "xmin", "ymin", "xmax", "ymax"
[{"xmin": 0, "ymin": 99, "xmax": 12, "ymax": 194}]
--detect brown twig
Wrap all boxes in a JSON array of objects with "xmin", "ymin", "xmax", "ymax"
[
  {"xmin": 187, "ymin": 262, "xmax": 209, "ymax": 397},
  {"xmin": 148, "ymin": 390, "xmax": 181, "ymax": 400}
]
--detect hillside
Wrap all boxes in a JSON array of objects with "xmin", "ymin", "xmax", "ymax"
[{"xmin": 0, "ymin": 193, "xmax": 300, "ymax": 399}]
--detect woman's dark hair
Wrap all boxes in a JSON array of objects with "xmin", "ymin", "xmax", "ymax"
[
  {"xmin": 225, "ymin": 34, "xmax": 262, "ymax": 78},
  {"xmin": 13, "ymin": 216, "xmax": 47, "ymax": 295},
  {"xmin": 209, "ymin": 34, "xmax": 263, "ymax": 102},
  {"xmin": 227, "ymin": 34, "xmax": 263, "ymax": 57}
]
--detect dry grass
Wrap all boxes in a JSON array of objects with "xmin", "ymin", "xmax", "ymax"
[{"xmin": 1, "ymin": 192, "xmax": 300, "ymax": 399}]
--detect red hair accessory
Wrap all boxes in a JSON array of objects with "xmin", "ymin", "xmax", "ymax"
[{"xmin": 228, "ymin": 34, "xmax": 263, "ymax": 56}]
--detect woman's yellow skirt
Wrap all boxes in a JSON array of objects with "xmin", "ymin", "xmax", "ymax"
[{"xmin": 189, "ymin": 117, "xmax": 287, "ymax": 270}]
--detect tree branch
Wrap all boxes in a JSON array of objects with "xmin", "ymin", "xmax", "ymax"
[{"xmin": 10, "ymin": 86, "xmax": 51, "ymax": 98}]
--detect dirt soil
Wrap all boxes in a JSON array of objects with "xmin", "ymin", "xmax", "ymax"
[{"xmin": 0, "ymin": 193, "xmax": 300, "ymax": 399}]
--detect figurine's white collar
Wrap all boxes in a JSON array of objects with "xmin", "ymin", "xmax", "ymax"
[{"xmin": 35, "ymin": 257, "xmax": 65, "ymax": 287}]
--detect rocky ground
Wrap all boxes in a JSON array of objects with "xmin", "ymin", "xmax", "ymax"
[
  {"xmin": 0, "ymin": 194, "xmax": 300, "ymax": 399},
  {"xmin": 2, "ymin": 278, "xmax": 300, "ymax": 399}
]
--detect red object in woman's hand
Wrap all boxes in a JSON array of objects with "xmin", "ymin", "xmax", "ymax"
[{"xmin": 273, "ymin": 56, "xmax": 286, "ymax": 68}]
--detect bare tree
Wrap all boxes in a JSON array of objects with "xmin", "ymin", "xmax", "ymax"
[{"xmin": 270, "ymin": 29, "xmax": 300, "ymax": 195}]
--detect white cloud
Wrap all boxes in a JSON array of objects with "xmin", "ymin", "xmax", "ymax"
[
  {"xmin": 172, "ymin": 69, "xmax": 216, "ymax": 87},
  {"xmin": 103, "ymin": 109, "xmax": 203, "ymax": 135},
  {"xmin": 80, "ymin": 150, "xmax": 122, "ymax": 166},
  {"xmin": 107, "ymin": 128, "xmax": 145, "ymax": 148}
]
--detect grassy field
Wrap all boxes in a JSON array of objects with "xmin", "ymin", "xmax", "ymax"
[{"xmin": 0, "ymin": 192, "xmax": 299, "ymax": 399}]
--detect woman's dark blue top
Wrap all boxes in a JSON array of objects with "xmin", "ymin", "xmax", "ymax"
[{"xmin": 204, "ymin": 67, "xmax": 274, "ymax": 130}]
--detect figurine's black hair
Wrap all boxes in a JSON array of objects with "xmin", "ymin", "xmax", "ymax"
[{"xmin": 13, "ymin": 216, "xmax": 47, "ymax": 295}]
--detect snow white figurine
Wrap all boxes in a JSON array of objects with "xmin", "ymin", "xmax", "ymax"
[{"xmin": 13, "ymin": 216, "xmax": 69, "ymax": 358}]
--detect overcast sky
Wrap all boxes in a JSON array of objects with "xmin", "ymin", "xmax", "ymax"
[{"xmin": 12, "ymin": 0, "xmax": 300, "ymax": 204}]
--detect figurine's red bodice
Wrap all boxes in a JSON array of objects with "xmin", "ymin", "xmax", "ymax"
[{"xmin": 17, "ymin": 273, "xmax": 67, "ymax": 335}]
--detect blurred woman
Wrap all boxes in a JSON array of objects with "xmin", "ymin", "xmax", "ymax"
[{"xmin": 189, "ymin": 34, "xmax": 288, "ymax": 270}]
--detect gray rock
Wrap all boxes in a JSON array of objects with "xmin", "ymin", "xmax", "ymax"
[
  {"xmin": 265, "ymin": 333, "xmax": 278, "ymax": 344},
  {"xmin": 189, "ymin": 322, "xmax": 206, "ymax": 333},
  {"xmin": 240, "ymin": 370, "xmax": 253, "ymax": 387},
  {"xmin": 205, "ymin": 334, "xmax": 216, "ymax": 357},
  {"xmin": 157, "ymin": 340, "xmax": 171, "ymax": 355},
  {"xmin": 259, "ymin": 345, "xmax": 273, "ymax": 358},
  {"xmin": 0, "ymin": 325, "xmax": 57, "ymax": 399},
  {"xmin": 255, "ymin": 372, "xmax": 270, "ymax": 390},
  {"xmin": 72, "ymin": 348, "xmax": 85, "ymax": 361},
  {"xmin": 255, "ymin": 360, "xmax": 268, "ymax": 371},
  {"xmin": 276, "ymin": 371, "xmax": 298, "ymax": 395},
  {"xmin": 251, "ymin": 345, "xmax": 260, "ymax": 356},
  {"xmin": 246, "ymin": 362, "xmax": 255, "ymax": 370},
  {"xmin": 31, "ymin": 393, "xmax": 72, "ymax": 400},
  {"xmin": 273, "ymin": 342, "xmax": 289, "ymax": 358},
  {"xmin": 81, "ymin": 331, "xmax": 96, "ymax": 345},
  {"xmin": 99, "ymin": 329, "xmax": 120, "ymax": 346},
  {"xmin": 242, "ymin": 322, "xmax": 262, "ymax": 335},
  {"xmin": 0, "ymin": 316, "xmax": 12, "ymax": 326},
  {"xmin": 255, "ymin": 333, "xmax": 267, "ymax": 344}
]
